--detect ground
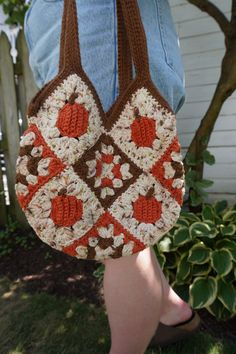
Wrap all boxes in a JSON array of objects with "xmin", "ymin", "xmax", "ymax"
[{"xmin": 0, "ymin": 235, "xmax": 235, "ymax": 353}]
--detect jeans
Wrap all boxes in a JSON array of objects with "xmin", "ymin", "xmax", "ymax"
[{"xmin": 24, "ymin": 0, "xmax": 185, "ymax": 114}]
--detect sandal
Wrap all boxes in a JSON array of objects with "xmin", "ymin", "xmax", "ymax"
[{"xmin": 148, "ymin": 309, "xmax": 201, "ymax": 348}]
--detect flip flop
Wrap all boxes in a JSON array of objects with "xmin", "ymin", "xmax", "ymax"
[{"xmin": 148, "ymin": 309, "xmax": 201, "ymax": 348}]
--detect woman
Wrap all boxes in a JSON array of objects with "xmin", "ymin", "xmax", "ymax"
[{"xmin": 24, "ymin": 0, "xmax": 200, "ymax": 353}]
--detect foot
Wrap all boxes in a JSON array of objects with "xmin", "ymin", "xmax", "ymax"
[
  {"xmin": 159, "ymin": 301, "xmax": 193, "ymax": 326},
  {"xmin": 148, "ymin": 310, "xmax": 201, "ymax": 348}
]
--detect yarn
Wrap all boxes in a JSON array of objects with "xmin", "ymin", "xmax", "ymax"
[{"xmin": 15, "ymin": 0, "xmax": 185, "ymax": 261}]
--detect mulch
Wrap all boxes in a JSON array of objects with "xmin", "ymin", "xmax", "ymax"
[{"xmin": 0, "ymin": 235, "xmax": 235, "ymax": 344}]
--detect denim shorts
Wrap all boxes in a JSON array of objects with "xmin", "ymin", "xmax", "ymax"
[{"xmin": 24, "ymin": 0, "xmax": 185, "ymax": 114}]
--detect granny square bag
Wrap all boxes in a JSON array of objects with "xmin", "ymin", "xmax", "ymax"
[{"xmin": 15, "ymin": 0, "xmax": 185, "ymax": 261}]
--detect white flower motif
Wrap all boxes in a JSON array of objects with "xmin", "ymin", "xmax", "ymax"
[
  {"xmin": 20, "ymin": 131, "xmax": 36, "ymax": 147},
  {"xmin": 120, "ymin": 163, "xmax": 133, "ymax": 179},
  {"xmin": 163, "ymin": 162, "xmax": 175, "ymax": 179},
  {"xmin": 95, "ymin": 245, "xmax": 114, "ymax": 259},
  {"xmin": 31, "ymin": 146, "xmax": 43, "ymax": 157},
  {"xmin": 172, "ymin": 178, "xmax": 184, "ymax": 189},
  {"xmin": 86, "ymin": 160, "xmax": 97, "ymax": 178},
  {"xmin": 15, "ymin": 182, "xmax": 28, "ymax": 196},
  {"xmin": 88, "ymin": 237, "xmax": 99, "ymax": 247},
  {"xmin": 171, "ymin": 151, "xmax": 182, "ymax": 162},
  {"xmin": 101, "ymin": 187, "xmax": 114, "ymax": 199},
  {"xmin": 75, "ymin": 245, "xmax": 88, "ymax": 258},
  {"xmin": 122, "ymin": 241, "xmax": 135, "ymax": 256},
  {"xmin": 98, "ymin": 224, "xmax": 114, "ymax": 238},
  {"xmin": 37, "ymin": 158, "xmax": 52, "ymax": 176},
  {"xmin": 113, "ymin": 233, "xmax": 125, "ymax": 247},
  {"xmin": 26, "ymin": 174, "xmax": 38, "ymax": 185},
  {"xmin": 86, "ymin": 143, "xmax": 133, "ymax": 199},
  {"xmin": 113, "ymin": 179, "xmax": 123, "ymax": 188},
  {"xmin": 16, "ymin": 155, "xmax": 29, "ymax": 175}
]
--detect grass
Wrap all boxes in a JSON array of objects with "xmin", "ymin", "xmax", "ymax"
[{"xmin": 0, "ymin": 277, "xmax": 234, "ymax": 354}]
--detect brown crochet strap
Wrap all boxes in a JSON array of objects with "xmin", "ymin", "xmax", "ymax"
[
  {"xmin": 59, "ymin": 0, "xmax": 150, "ymax": 81},
  {"xmin": 118, "ymin": 0, "xmax": 150, "ymax": 79},
  {"xmin": 117, "ymin": 0, "xmax": 133, "ymax": 93},
  {"xmin": 59, "ymin": 0, "xmax": 133, "ymax": 94},
  {"xmin": 59, "ymin": 0, "xmax": 82, "ymax": 73}
]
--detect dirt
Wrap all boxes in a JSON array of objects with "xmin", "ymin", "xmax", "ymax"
[{"xmin": 0, "ymin": 236, "xmax": 235, "ymax": 344}]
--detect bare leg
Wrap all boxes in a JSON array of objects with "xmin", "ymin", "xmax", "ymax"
[
  {"xmin": 102, "ymin": 246, "xmax": 163, "ymax": 354},
  {"xmin": 155, "ymin": 257, "xmax": 193, "ymax": 326}
]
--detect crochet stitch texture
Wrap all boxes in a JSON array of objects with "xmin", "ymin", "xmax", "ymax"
[{"xmin": 15, "ymin": 0, "xmax": 185, "ymax": 261}]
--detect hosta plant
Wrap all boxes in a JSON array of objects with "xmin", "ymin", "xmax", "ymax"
[{"xmin": 153, "ymin": 199, "xmax": 236, "ymax": 321}]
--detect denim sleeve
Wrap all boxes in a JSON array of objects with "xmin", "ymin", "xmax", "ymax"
[{"xmin": 23, "ymin": 0, "xmax": 185, "ymax": 114}]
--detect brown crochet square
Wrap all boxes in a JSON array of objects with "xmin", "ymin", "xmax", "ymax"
[{"xmin": 72, "ymin": 134, "xmax": 142, "ymax": 208}]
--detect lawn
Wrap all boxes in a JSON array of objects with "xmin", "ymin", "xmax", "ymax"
[{"xmin": 0, "ymin": 276, "xmax": 235, "ymax": 354}]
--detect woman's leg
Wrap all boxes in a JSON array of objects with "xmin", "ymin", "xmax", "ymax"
[
  {"xmin": 155, "ymin": 257, "xmax": 193, "ymax": 326},
  {"xmin": 102, "ymin": 245, "xmax": 193, "ymax": 353},
  {"xmin": 102, "ymin": 246, "xmax": 163, "ymax": 354}
]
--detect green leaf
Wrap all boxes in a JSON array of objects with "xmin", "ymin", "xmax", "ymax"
[
  {"xmin": 202, "ymin": 204, "xmax": 215, "ymax": 222},
  {"xmin": 202, "ymin": 150, "xmax": 215, "ymax": 165},
  {"xmin": 210, "ymin": 249, "xmax": 233, "ymax": 276},
  {"xmin": 155, "ymin": 251, "xmax": 166, "ymax": 269},
  {"xmin": 206, "ymin": 298, "xmax": 232, "ymax": 321},
  {"xmin": 214, "ymin": 200, "xmax": 228, "ymax": 214},
  {"xmin": 189, "ymin": 222, "xmax": 217, "ymax": 239},
  {"xmin": 158, "ymin": 237, "xmax": 172, "ymax": 253},
  {"xmin": 192, "ymin": 263, "xmax": 211, "ymax": 276},
  {"xmin": 203, "ymin": 220, "xmax": 218, "ymax": 237},
  {"xmin": 173, "ymin": 227, "xmax": 191, "ymax": 246},
  {"xmin": 195, "ymin": 179, "xmax": 214, "ymax": 189},
  {"xmin": 172, "ymin": 282, "xmax": 190, "ymax": 303},
  {"xmin": 185, "ymin": 152, "xmax": 198, "ymax": 166},
  {"xmin": 189, "ymin": 276, "xmax": 217, "ymax": 308},
  {"xmin": 188, "ymin": 243, "xmax": 211, "ymax": 264},
  {"xmin": 222, "ymin": 210, "xmax": 236, "ymax": 223},
  {"xmin": 180, "ymin": 211, "xmax": 201, "ymax": 222},
  {"xmin": 165, "ymin": 252, "xmax": 178, "ymax": 269},
  {"xmin": 175, "ymin": 217, "xmax": 190, "ymax": 227},
  {"xmin": 176, "ymin": 253, "xmax": 192, "ymax": 283},
  {"xmin": 217, "ymin": 277, "xmax": 236, "ymax": 313},
  {"xmin": 185, "ymin": 170, "xmax": 198, "ymax": 187},
  {"xmin": 200, "ymin": 136, "xmax": 210, "ymax": 146},
  {"xmin": 216, "ymin": 239, "xmax": 236, "ymax": 262},
  {"xmin": 190, "ymin": 189, "xmax": 204, "ymax": 206},
  {"xmin": 220, "ymin": 224, "xmax": 236, "ymax": 236}
]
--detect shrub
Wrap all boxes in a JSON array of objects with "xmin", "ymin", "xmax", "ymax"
[
  {"xmin": 153, "ymin": 200, "xmax": 236, "ymax": 321},
  {"xmin": 0, "ymin": 215, "xmax": 35, "ymax": 257}
]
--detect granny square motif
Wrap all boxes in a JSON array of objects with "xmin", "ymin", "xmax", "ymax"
[{"xmin": 15, "ymin": 0, "xmax": 185, "ymax": 261}]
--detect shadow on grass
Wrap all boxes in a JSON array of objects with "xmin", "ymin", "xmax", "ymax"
[{"xmin": 0, "ymin": 277, "xmax": 235, "ymax": 354}]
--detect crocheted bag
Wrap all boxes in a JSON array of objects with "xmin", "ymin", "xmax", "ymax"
[{"xmin": 15, "ymin": 0, "xmax": 185, "ymax": 261}]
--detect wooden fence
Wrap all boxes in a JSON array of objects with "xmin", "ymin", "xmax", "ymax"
[{"xmin": 0, "ymin": 30, "xmax": 38, "ymax": 228}]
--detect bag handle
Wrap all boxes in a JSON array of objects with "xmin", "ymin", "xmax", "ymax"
[
  {"xmin": 58, "ymin": 0, "xmax": 150, "ymax": 81},
  {"xmin": 117, "ymin": 0, "xmax": 133, "ymax": 93}
]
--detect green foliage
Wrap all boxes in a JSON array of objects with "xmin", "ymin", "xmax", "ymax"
[
  {"xmin": 154, "ymin": 200, "xmax": 236, "ymax": 321},
  {"xmin": 0, "ymin": 215, "xmax": 35, "ymax": 257},
  {"xmin": 94, "ymin": 200, "xmax": 236, "ymax": 321},
  {"xmin": 0, "ymin": 0, "xmax": 30, "ymax": 26},
  {"xmin": 184, "ymin": 136, "xmax": 215, "ymax": 207}
]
